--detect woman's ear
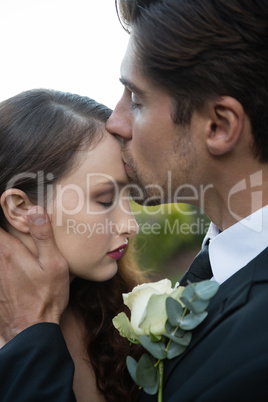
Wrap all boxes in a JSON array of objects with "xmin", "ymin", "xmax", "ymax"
[
  {"xmin": 0, "ymin": 189, "xmax": 35, "ymax": 233},
  {"xmin": 206, "ymin": 97, "xmax": 245, "ymax": 156}
]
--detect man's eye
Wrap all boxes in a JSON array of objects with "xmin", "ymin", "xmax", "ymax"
[
  {"xmin": 131, "ymin": 93, "xmax": 142, "ymax": 110},
  {"xmin": 131, "ymin": 102, "xmax": 141, "ymax": 110}
]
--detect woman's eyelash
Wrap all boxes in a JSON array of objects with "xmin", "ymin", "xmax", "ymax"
[{"xmin": 98, "ymin": 201, "xmax": 114, "ymax": 208}]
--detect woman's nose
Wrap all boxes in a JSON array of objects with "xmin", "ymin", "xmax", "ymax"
[
  {"xmin": 126, "ymin": 217, "xmax": 139, "ymax": 237},
  {"xmin": 116, "ymin": 201, "xmax": 139, "ymax": 238}
]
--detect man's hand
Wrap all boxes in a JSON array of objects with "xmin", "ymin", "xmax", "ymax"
[{"xmin": 0, "ymin": 206, "xmax": 69, "ymax": 346}]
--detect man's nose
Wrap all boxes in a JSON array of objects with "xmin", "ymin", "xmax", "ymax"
[{"xmin": 106, "ymin": 101, "xmax": 132, "ymax": 141}]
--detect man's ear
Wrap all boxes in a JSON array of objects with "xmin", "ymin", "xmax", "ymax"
[
  {"xmin": 0, "ymin": 189, "xmax": 36, "ymax": 233},
  {"xmin": 206, "ymin": 97, "xmax": 245, "ymax": 156}
]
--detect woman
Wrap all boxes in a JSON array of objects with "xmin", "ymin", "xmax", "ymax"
[{"xmin": 0, "ymin": 89, "xmax": 144, "ymax": 402}]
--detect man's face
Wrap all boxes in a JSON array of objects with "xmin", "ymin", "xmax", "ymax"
[{"xmin": 106, "ymin": 35, "xmax": 203, "ymax": 206}]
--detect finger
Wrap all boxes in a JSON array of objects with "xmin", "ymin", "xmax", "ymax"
[{"xmin": 27, "ymin": 206, "xmax": 66, "ymax": 272}]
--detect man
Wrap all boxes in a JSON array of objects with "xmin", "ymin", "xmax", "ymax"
[
  {"xmin": 105, "ymin": 1, "xmax": 268, "ymax": 401},
  {"xmin": 0, "ymin": 0, "xmax": 267, "ymax": 401}
]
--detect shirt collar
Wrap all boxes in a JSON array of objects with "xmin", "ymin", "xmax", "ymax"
[{"xmin": 206, "ymin": 206, "xmax": 268, "ymax": 285}]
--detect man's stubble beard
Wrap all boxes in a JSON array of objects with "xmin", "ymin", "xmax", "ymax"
[
  {"xmin": 121, "ymin": 131, "xmax": 198, "ymax": 207},
  {"xmin": 122, "ymin": 145, "xmax": 167, "ymax": 206}
]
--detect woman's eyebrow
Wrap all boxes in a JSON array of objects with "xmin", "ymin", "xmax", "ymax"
[{"xmin": 93, "ymin": 180, "xmax": 128, "ymax": 188}]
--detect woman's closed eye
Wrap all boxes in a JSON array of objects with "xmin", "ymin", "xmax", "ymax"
[
  {"xmin": 96, "ymin": 191, "xmax": 115, "ymax": 208},
  {"xmin": 98, "ymin": 200, "xmax": 114, "ymax": 208}
]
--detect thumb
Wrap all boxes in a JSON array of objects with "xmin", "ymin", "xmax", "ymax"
[{"xmin": 27, "ymin": 206, "xmax": 66, "ymax": 272}]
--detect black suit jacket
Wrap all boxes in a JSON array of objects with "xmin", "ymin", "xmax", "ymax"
[
  {"xmin": 0, "ymin": 323, "xmax": 76, "ymax": 401},
  {"xmin": 141, "ymin": 246, "xmax": 268, "ymax": 401}
]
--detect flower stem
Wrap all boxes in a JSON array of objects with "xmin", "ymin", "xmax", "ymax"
[{"xmin": 158, "ymin": 360, "xmax": 164, "ymax": 402}]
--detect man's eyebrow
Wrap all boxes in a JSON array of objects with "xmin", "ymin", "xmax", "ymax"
[{"xmin": 119, "ymin": 77, "xmax": 145, "ymax": 96}]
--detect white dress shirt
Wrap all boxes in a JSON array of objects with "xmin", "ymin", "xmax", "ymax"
[{"xmin": 203, "ymin": 205, "xmax": 268, "ymax": 285}]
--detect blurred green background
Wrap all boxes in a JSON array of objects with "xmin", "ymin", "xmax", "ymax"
[{"xmin": 131, "ymin": 202, "xmax": 210, "ymax": 285}]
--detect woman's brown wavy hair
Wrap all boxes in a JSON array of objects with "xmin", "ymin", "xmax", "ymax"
[
  {"xmin": 0, "ymin": 89, "xmax": 145, "ymax": 401},
  {"xmin": 69, "ymin": 242, "xmax": 145, "ymax": 401}
]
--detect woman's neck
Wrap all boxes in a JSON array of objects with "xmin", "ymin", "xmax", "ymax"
[{"xmin": 61, "ymin": 307, "xmax": 106, "ymax": 402}]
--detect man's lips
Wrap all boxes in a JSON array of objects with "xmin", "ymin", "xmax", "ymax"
[{"xmin": 107, "ymin": 244, "xmax": 127, "ymax": 260}]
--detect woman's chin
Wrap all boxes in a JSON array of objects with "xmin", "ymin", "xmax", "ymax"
[{"xmin": 70, "ymin": 261, "xmax": 118, "ymax": 283}]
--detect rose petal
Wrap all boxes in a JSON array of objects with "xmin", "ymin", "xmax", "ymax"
[
  {"xmin": 112, "ymin": 312, "xmax": 138, "ymax": 341},
  {"xmin": 121, "ymin": 279, "xmax": 175, "ymax": 336},
  {"xmin": 139, "ymin": 293, "xmax": 169, "ymax": 336}
]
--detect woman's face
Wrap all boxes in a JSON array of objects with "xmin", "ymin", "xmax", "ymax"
[{"xmin": 49, "ymin": 132, "xmax": 138, "ymax": 282}]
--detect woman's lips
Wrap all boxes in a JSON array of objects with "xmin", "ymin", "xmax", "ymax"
[
  {"xmin": 123, "ymin": 161, "xmax": 132, "ymax": 176},
  {"xmin": 107, "ymin": 244, "xmax": 127, "ymax": 260},
  {"xmin": 122, "ymin": 157, "xmax": 131, "ymax": 173}
]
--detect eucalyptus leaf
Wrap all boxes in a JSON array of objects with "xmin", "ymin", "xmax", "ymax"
[
  {"xmin": 180, "ymin": 311, "xmax": 208, "ymax": 330},
  {"xmin": 165, "ymin": 321, "xmax": 185, "ymax": 337},
  {"xmin": 181, "ymin": 282, "xmax": 213, "ymax": 313},
  {"xmin": 195, "ymin": 280, "xmax": 219, "ymax": 300},
  {"xmin": 166, "ymin": 297, "xmax": 183, "ymax": 326},
  {"xmin": 143, "ymin": 378, "xmax": 159, "ymax": 395},
  {"xmin": 182, "ymin": 284, "xmax": 195, "ymax": 301},
  {"xmin": 179, "ymin": 296, "xmax": 193, "ymax": 311},
  {"xmin": 180, "ymin": 295, "xmax": 209, "ymax": 314},
  {"xmin": 136, "ymin": 354, "xmax": 158, "ymax": 389},
  {"xmin": 126, "ymin": 356, "xmax": 138, "ymax": 383},
  {"xmin": 139, "ymin": 336, "xmax": 167, "ymax": 360},
  {"xmin": 165, "ymin": 320, "xmax": 176, "ymax": 333},
  {"xmin": 164, "ymin": 330, "xmax": 192, "ymax": 346},
  {"xmin": 167, "ymin": 341, "xmax": 186, "ymax": 359}
]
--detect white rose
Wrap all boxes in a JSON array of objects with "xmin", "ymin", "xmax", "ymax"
[{"xmin": 113, "ymin": 279, "xmax": 184, "ymax": 341}]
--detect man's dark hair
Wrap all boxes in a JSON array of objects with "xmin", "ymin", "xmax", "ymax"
[{"xmin": 116, "ymin": 0, "xmax": 268, "ymax": 162}]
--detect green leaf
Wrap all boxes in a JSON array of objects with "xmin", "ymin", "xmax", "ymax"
[
  {"xmin": 139, "ymin": 336, "xmax": 167, "ymax": 360},
  {"xmin": 182, "ymin": 282, "xmax": 196, "ymax": 297},
  {"xmin": 167, "ymin": 341, "xmax": 186, "ymax": 359},
  {"xmin": 165, "ymin": 320, "xmax": 185, "ymax": 337},
  {"xmin": 195, "ymin": 280, "xmax": 219, "ymax": 300},
  {"xmin": 179, "ymin": 296, "xmax": 192, "ymax": 311},
  {"xmin": 136, "ymin": 354, "xmax": 158, "ymax": 389},
  {"xmin": 181, "ymin": 283, "xmax": 210, "ymax": 313},
  {"xmin": 166, "ymin": 297, "xmax": 183, "ymax": 326},
  {"xmin": 180, "ymin": 311, "xmax": 208, "ymax": 330},
  {"xmin": 180, "ymin": 295, "xmax": 209, "ymax": 314},
  {"xmin": 126, "ymin": 356, "xmax": 138, "ymax": 383},
  {"xmin": 143, "ymin": 380, "xmax": 159, "ymax": 395},
  {"xmin": 164, "ymin": 330, "xmax": 192, "ymax": 346}
]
